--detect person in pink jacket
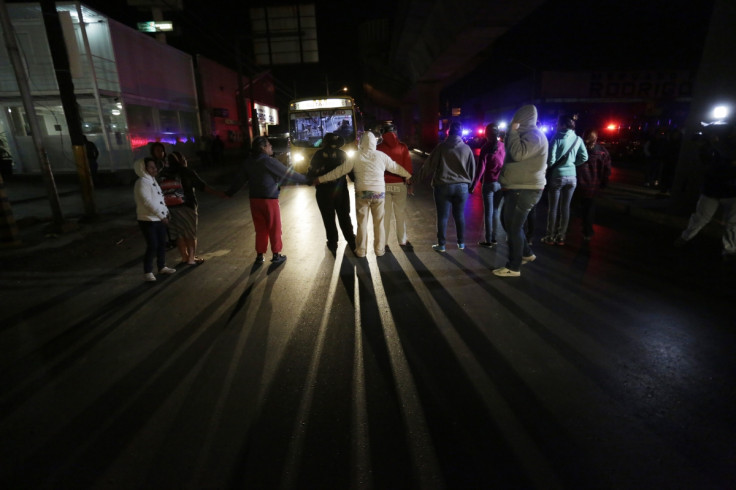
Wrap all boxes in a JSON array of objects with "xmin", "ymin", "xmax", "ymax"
[
  {"xmin": 470, "ymin": 122, "xmax": 506, "ymax": 248},
  {"xmin": 377, "ymin": 123, "xmax": 414, "ymax": 249},
  {"xmin": 314, "ymin": 132, "xmax": 412, "ymax": 258}
]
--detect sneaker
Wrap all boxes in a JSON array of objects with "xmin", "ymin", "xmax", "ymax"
[
  {"xmin": 271, "ymin": 253, "xmax": 287, "ymax": 263},
  {"xmin": 159, "ymin": 266, "xmax": 176, "ymax": 275},
  {"xmin": 143, "ymin": 272, "xmax": 156, "ymax": 282},
  {"xmin": 541, "ymin": 236, "xmax": 555, "ymax": 245},
  {"xmin": 522, "ymin": 254, "xmax": 536, "ymax": 264},
  {"xmin": 478, "ymin": 241, "xmax": 495, "ymax": 248},
  {"xmin": 432, "ymin": 244, "xmax": 446, "ymax": 253},
  {"xmin": 255, "ymin": 253, "xmax": 265, "ymax": 263},
  {"xmin": 555, "ymin": 238, "xmax": 565, "ymax": 246},
  {"xmin": 399, "ymin": 241, "xmax": 413, "ymax": 251},
  {"xmin": 492, "ymin": 267, "xmax": 520, "ymax": 277},
  {"xmin": 457, "ymin": 242, "xmax": 466, "ymax": 250}
]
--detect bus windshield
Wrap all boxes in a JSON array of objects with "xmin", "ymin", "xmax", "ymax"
[{"xmin": 289, "ymin": 108, "xmax": 356, "ymax": 148}]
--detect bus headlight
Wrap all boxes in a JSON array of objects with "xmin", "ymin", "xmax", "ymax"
[{"xmin": 346, "ymin": 150, "xmax": 355, "ymax": 158}]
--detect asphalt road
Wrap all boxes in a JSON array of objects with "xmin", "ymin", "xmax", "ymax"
[{"xmin": 1, "ymin": 155, "xmax": 735, "ymax": 488}]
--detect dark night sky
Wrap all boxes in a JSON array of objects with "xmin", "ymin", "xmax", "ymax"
[{"xmin": 30, "ymin": 0, "xmax": 716, "ymax": 108}]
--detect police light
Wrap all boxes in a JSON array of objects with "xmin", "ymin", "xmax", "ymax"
[
  {"xmin": 498, "ymin": 122, "xmax": 508, "ymax": 130},
  {"xmin": 477, "ymin": 128, "xmax": 485, "ymax": 135},
  {"xmin": 606, "ymin": 123, "xmax": 618, "ymax": 131},
  {"xmin": 461, "ymin": 129, "xmax": 470, "ymax": 136}
]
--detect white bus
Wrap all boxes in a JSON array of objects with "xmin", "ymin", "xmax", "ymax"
[{"xmin": 288, "ymin": 96, "xmax": 363, "ymax": 173}]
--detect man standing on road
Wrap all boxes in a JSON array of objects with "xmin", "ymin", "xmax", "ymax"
[
  {"xmin": 493, "ymin": 105, "xmax": 548, "ymax": 277},
  {"xmin": 674, "ymin": 122, "xmax": 736, "ymax": 260},
  {"xmin": 576, "ymin": 128, "xmax": 612, "ymax": 241},
  {"xmin": 414, "ymin": 121, "xmax": 476, "ymax": 252},
  {"xmin": 377, "ymin": 123, "xmax": 414, "ymax": 250},
  {"xmin": 314, "ymin": 132, "xmax": 411, "ymax": 258},
  {"xmin": 226, "ymin": 136, "xmax": 310, "ymax": 265}
]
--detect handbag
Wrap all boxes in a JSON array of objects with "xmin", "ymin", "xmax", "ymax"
[{"xmin": 546, "ymin": 136, "xmax": 581, "ymax": 178}]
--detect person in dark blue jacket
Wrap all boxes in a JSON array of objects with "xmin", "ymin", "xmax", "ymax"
[{"xmin": 226, "ymin": 136, "xmax": 309, "ymax": 264}]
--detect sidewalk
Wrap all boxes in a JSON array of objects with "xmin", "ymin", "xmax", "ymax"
[
  {"xmin": 0, "ymin": 158, "xmax": 243, "ymax": 258},
  {"xmin": 0, "ymin": 158, "xmax": 711, "ymax": 259}
]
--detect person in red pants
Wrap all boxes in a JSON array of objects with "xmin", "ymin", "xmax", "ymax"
[{"xmin": 226, "ymin": 136, "xmax": 310, "ymax": 264}]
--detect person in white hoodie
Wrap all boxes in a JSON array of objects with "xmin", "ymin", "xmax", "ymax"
[
  {"xmin": 134, "ymin": 157, "xmax": 176, "ymax": 282},
  {"xmin": 314, "ymin": 131, "xmax": 412, "ymax": 257}
]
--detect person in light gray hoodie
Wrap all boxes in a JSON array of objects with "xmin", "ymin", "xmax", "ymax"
[
  {"xmin": 134, "ymin": 157, "xmax": 176, "ymax": 282},
  {"xmin": 314, "ymin": 131, "xmax": 412, "ymax": 257},
  {"xmin": 494, "ymin": 105, "xmax": 548, "ymax": 277},
  {"xmin": 414, "ymin": 121, "xmax": 476, "ymax": 252}
]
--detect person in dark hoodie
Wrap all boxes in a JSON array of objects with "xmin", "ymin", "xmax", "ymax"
[
  {"xmin": 378, "ymin": 123, "xmax": 414, "ymax": 249},
  {"xmin": 307, "ymin": 132, "xmax": 357, "ymax": 253},
  {"xmin": 493, "ymin": 105, "xmax": 548, "ymax": 277},
  {"xmin": 226, "ymin": 136, "xmax": 310, "ymax": 264},
  {"xmin": 674, "ymin": 122, "xmax": 736, "ymax": 260},
  {"xmin": 414, "ymin": 121, "xmax": 476, "ymax": 252}
]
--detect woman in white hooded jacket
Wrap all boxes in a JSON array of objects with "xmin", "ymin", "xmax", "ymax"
[
  {"xmin": 314, "ymin": 131, "xmax": 412, "ymax": 257},
  {"xmin": 134, "ymin": 157, "xmax": 176, "ymax": 281}
]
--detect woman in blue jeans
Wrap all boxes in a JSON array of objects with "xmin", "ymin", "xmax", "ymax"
[
  {"xmin": 542, "ymin": 114, "xmax": 588, "ymax": 246},
  {"xmin": 493, "ymin": 105, "xmax": 548, "ymax": 277}
]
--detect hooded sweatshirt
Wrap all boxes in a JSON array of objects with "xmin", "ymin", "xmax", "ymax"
[
  {"xmin": 377, "ymin": 131, "xmax": 413, "ymax": 184},
  {"xmin": 498, "ymin": 105, "xmax": 548, "ymax": 190},
  {"xmin": 318, "ymin": 132, "xmax": 411, "ymax": 192},
  {"xmin": 415, "ymin": 134, "xmax": 475, "ymax": 187},
  {"xmin": 226, "ymin": 151, "xmax": 309, "ymax": 199},
  {"xmin": 134, "ymin": 159, "xmax": 169, "ymax": 221},
  {"xmin": 547, "ymin": 128, "xmax": 589, "ymax": 177}
]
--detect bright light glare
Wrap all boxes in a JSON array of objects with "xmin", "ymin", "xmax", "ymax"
[
  {"xmin": 346, "ymin": 150, "xmax": 355, "ymax": 158},
  {"xmin": 462, "ymin": 129, "xmax": 470, "ymax": 136},
  {"xmin": 498, "ymin": 121, "xmax": 508, "ymax": 130},
  {"xmin": 712, "ymin": 105, "xmax": 729, "ymax": 120},
  {"xmin": 293, "ymin": 153, "xmax": 305, "ymax": 162},
  {"xmin": 477, "ymin": 128, "xmax": 484, "ymax": 135},
  {"xmin": 606, "ymin": 123, "xmax": 618, "ymax": 131},
  {"xmin": 540, "ymin": 125, "xmax": 550, "ymax": 133}
]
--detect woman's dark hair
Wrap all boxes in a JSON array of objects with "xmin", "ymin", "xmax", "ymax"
[
  {"xmin": 150, "ymin": 142, "xmax": 166, "ymax": 157},
  {"xmin": 448, "ymin": 121, "xmax": 463, "ymax": 136},
  {"xmin": 557, "ymin": 114, "xmax": 578, "ymax": 130},
  {"xmin": 167, "ymin": 151, "xmax": 185, "ymax": 168},
  {"xmin": 485, "ymin": 122, "xmax": 499, "ymax": 153},
  {"xmin": 251, "ymin": 136, "xmax": 270, "ymax": 154}
]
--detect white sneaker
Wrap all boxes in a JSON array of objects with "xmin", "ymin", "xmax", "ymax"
[
  {"xmin": 493, "ymin": 267, "xmax": 520, "ymax": 277},
  {"xmin": 159, "ymin": 266, "xmax": 176, "ymax": 275},
  {"xmin": 522, "ymin": 254, "xmax": 536, "ymax": 264},
  {"xmin": 143, "ymin": 272, "xmax": 156, "ymax": 282}
]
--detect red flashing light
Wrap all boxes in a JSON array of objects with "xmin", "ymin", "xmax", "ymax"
[
  {"xmin": 477, "ymin": 128, "xmax": 484, "ymax": 135},
  {"xmin": 605, "ymin": 123, "xmax": 618, "ymax": 131}
]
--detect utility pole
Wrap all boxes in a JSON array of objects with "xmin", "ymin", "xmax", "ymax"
[
  {"xmin": 40, "ymin": 0, "xmax": 97, "ymax": 218},
  {"xmin": 0, "ymin": 0, "xmax": 66, "ymax": 235}
]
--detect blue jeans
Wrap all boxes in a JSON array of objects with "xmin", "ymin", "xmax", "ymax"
[
  {"xmin": 138, "ymin": 220, "xmax": 168, "ymax": 273},
  {"xmin": 502, "ymin": 189, "xmax": 543, "ymax": 271},
  {"xmin": 546, "ymin": 176, "xmax": 577, "ymax": 239},
  {"xmin": 482, "ymin": 181, "xmax": 503, "ymax": 242},
  {"xmin": 434, "ymin": 183, "xmax": 469, "ymax": 245}
]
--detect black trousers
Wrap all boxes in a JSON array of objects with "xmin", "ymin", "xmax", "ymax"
[{"xmin": 315, "ymin": 179, "xmax": 356, "ymax": 248}]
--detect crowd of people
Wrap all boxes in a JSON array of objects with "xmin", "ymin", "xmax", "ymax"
[{"xmin": 133, "ymin": 102, "xmax": 736, "ymax": 282}]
